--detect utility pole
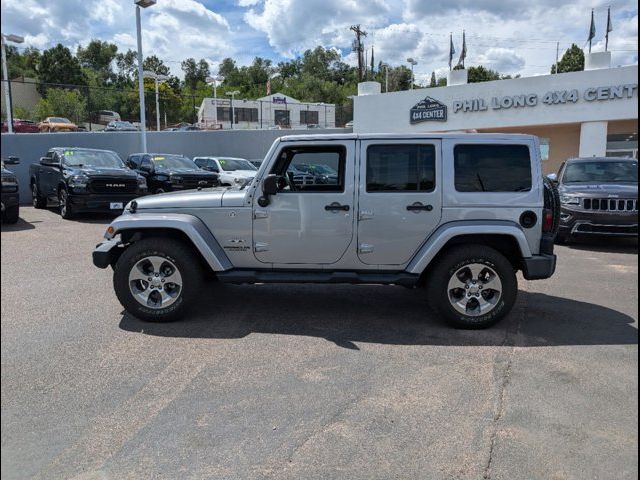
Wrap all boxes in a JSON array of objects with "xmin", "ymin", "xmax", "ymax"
[
  {"xmin": 350, "ymin": 25, "xmax": 367, "ymax": 82},
  {"xmin": 555, "ymin": 42, "xmax": 559, "ymax": 74}
]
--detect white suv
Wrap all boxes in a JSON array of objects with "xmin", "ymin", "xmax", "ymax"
[{"xmin": 193, "ymin": 157, "xmax": 257, "ymax": 186}]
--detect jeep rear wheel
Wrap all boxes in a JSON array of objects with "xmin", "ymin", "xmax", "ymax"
[
  {"xmin": 426, "ymin": 245, "xmax": 517, "ymax": 329},
  {"xmin": 113, "ymin": 237, "xmax": 204, "ymax": 322}
]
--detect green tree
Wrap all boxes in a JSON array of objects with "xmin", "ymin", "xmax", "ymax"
[
  {"xmin": 143, "ymin": 55, "xmax": 170, "ymax": 76},
  {"xmin": 182, "ymin": 58, "xmax": 210, "ymax": 90},
  {"xmin": 429, "ymin": 71, "xmax": 437, "ymax": 87},
  {"xmin": 467, "ymin": 65, "xmax": 501, "ymax": 83},
  {"xmin": 77, "ymin": 40, "xmax": 118, "ymax": 82},
  {"xmin": 34, "ymin": 88, "xmax": 87, "ymax": 123},
  {"xmin": 38, "ymin": 44, "xmax": 86, "ymax": 93},
  {"xmin": 5, "ymin": 46, "xmax": 41, "ymax": 79},
  {"xmin": 551, "ymin": 44, "xmax": 584, "ymax": 73},
  {"xmin": 115, "ymin": 49, "xmax": 137, "ymax": 84}
]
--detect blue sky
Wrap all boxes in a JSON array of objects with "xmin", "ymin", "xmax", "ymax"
[{"xmin": 1, "ymin": 0, "xmax": 637, "ymax": 83}]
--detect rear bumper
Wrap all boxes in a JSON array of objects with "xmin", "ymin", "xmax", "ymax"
[
  {"xmin": 522, "ymin": 254, "xmax": 557, "ymax": 280},
  {"xmin": 69, "ymin": 192, "xmax": 143, "ymax": 213}
]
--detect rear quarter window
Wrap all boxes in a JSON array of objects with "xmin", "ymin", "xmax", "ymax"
[{"xmin": 454, "ymin": 144, "xmax": 532, "ymax": 192}]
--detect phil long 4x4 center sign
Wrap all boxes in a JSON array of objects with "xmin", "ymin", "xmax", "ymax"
[{"xmin": 410, "ymin": 96, "xmax": 448, "ymax": 124}]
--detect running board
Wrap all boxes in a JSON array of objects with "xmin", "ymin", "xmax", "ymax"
[{"xmin": 216, "ymin": 269, "xmax": 419, "ymax": 287}]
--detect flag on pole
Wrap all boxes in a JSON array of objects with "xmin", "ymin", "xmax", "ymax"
[
  {"xmin": 587, "ymin": 9, "xmax": 596, "ymax": 53},
  {"xmin": 370, "ymin": 46, "xmax": 375, "ymax": 74},
  {"xmin": 457, "ymin": 30, "xmax": 467, "ymax": 68},
  {"xmin": 605, "ymin": 6, "xmax": 613, "ymax": 51},
  {"xmin": 448, "ymin": 33, "xmax": 456, "ymax": 70}
]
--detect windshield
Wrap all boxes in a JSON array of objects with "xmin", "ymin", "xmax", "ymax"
[
  {"xmin": 50, "ymin": 117, "xmax": 70, "ymax": 123},
  {"xmin": 151, "ymin": 155, "xmax": 198, "ymax": 171},
  {"xmin": 111, "ymin": 121, "xmax": 134, "ymax": 127},
  {"xmin": 218, "ymin": 158, "xmax": 257, "ymax": 171},
  {"xmin": 63, "ymin": 150, "xmax": 125, "ymax": 168},
  {"xmin": 563, "ymin": 161, "xmax": 638, "ymax": 184}
]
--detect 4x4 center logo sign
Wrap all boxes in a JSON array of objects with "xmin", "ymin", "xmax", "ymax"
[{"xmin": 410, "ymin": 96, "xmax": 447, "ymax": 123}]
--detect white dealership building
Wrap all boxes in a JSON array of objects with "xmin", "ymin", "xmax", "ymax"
[
  {"xmin": 197, "ymin": 93, "xmax": 336, "ymax": 130},
  {"xmin": 353, "ymin": 53, "xmax": 638, "ymax": 173}
]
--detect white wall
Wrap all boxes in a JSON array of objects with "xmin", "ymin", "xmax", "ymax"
[{"xmin": 354, "ymin": 66, "xmax": 638, "ymax": 133}]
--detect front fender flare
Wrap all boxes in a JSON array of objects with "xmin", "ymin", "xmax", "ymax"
[
  {"xmin": 105, "ymin": 213, "xmax": 233, "ymax": 271},
  {"xmin": 406, "ymin": 220, "xmax": 533, "ymax": 275}
]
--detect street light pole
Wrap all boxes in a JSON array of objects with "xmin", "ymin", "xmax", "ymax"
[
  {"xmin": 134, "ymin": 0, "xmax": 156, "ymax": 152},
  {"xmin": 206, "ymin": 75, "xmax": 223, "ymax": 129},
  {"xmin": 144, "ymin": 70, "xmax": 168, "ymax": 131},
  {"xmin": 407, "ymin": 58, "xmax": 417, "ymax": 90},
  {"xmin": 1, "ymin": 33, "xmax": 24, "ymax": 134},
  {"xmin": 226, "ymin": 90, "xmax": 239, "ymax": 130}
]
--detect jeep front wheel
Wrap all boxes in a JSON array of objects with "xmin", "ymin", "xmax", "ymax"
[
  {"xmin": 113, "ymin": 237, "xmax": 204, "ymax": 322},
  {"xmin": 426, "ymin": 245, "xmax": 517, "ymax": 329}
]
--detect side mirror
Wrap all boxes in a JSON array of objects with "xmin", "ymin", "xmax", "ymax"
[
  {"xmin": 40, "ymin": 157, "xmax": 60, "ymax": 167},
  {"xmin": 4, "ymin": 156, "xmax": 19, "ymax": 165},
  {"xmin": 140, "ymin": 164, "xmax": 154, "ymax": 174},
  {"xmin": 262, "ymin": 174, "xmax": 279, "ymax": 195},
  {"xmin": 546, "ymin": 173, "xmax": 558, "ymax": 184},
  {"xmin": 258, "ymin": 174, "xmax": 279, "ymax": 207}
]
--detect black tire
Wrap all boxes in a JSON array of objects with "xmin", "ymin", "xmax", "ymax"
[
  {"xmin": 2, "ymin": 205, "xmax": 19, "ymax": 224},
  {"xmin": 58, "ymin": 187, "xmax": 75, "ymax": 219},
  {"xmin": 543, "ymin": 176, "xmax": 561, "ymax": 236},
  {"xmin": 32, "ymin": 182, "xmax": 47, "ymax": 209},
  {"xmin": 154, "ymin": 188, "xmax": 165, "ymax": 194},
  {"xmin": 426, "ymin": 245, "xmax": 518, "ymax": 329},
  {"xmin": 113, "ymin": 237, "xmax": 204, "ymax": 322}
]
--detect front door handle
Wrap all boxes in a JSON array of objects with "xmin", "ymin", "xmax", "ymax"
[
  {"xmin": 325, "ymin": 202, "xmax": 350, "ymax": 212},
  {"xmin": 406, "ymin": 202, "xmax": 433, "ymax": 212}
]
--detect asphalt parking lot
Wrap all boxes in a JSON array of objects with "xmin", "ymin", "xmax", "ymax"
[{"xmin": 1, "ymin": 207, "xmax": 638, "ymax": 480}]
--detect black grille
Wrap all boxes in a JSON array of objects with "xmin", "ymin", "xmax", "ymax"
[
  {"xmin": 89, "ymin": 177, "xmax": 138, "ymax": 194},
  {"xmin": 582, "ymin": 198, "xmax": 637, "ymax": 212},
  {"xmin": 181, "ymin": 177, "xmax": 216, "ymax": 189}
]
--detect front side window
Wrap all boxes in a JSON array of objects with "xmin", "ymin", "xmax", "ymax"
[
  {"xmin": 563, "ymin": 160, "xmax": 638, "ymax": 184},
  {"xmin": 454, "ymin": 144, "xmax": 532, "ymax": 192},
  {"xmin": 367, "ymin": 144, "xmax": 436, "ymax": 192},
  {"xmin": 271, "ymin": 145, "xmax": 345, "ymax": 192},
  {"xmin": 193, "ymin": 158, "xmax": 206, "ymax": 168}
]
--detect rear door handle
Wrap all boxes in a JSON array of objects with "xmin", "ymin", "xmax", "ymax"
[
  {"xmin": 325, "ymin": 202, "xmax": 350, "ymax": 212},
  {"xmin": 406, "ymin": 202, "xmax": 433, "ymax": 212}
]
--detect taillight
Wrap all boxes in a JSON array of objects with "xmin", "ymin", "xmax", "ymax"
[{"xmin": 542, "ymin": 209, "xmax": 554, "ymax": 233}]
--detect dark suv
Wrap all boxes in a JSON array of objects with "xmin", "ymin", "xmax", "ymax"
[
  {"xmin": 126, "ymin": 153, "xmax": 219, "ymax": 194},
  {"xmin": 550, "ymin": 157, "xmax": 638, "ymax": 242},
  {"xmin": 1, "ymin": 156, "xmax": 20, "ymax": 224}
]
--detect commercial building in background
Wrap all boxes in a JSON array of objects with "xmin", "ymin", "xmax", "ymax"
[
  {"xmin": 353, "ymin": 53, "xmax": 638, "ymax": 174},
  {"xmin": 197, "ymin": 93, "xmax": 336, "ymax": 130}
]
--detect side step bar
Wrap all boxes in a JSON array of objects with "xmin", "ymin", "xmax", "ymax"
[{"xmin": 216, "ymin": 269, "xmax": 420, "ymax": 287}]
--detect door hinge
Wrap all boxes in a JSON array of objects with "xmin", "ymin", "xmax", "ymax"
[
  {"xmin": 359, "ymin": 210, "xmax": 374, "ymax": 220},
  {"xmin": 359, "ymin": 244, "xmax": 374, "ymax": 253},
  {"xmin": 254, "ymin": 210, "xmax": 269, "ymax": 219},
  {"xmin": 254, "ymin": 242, "xmax": 269, "ymax": 252}
]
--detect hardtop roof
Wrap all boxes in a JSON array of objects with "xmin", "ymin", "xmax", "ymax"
[{"xmin": 278, "ymin": 132, "xmax": 538, "ymax": 142}]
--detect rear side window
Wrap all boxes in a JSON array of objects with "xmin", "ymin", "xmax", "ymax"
[
  {"xmin": 193, "ymin": 157, "xmax": 206, "ymax": 168},
  {"xmin": 367, "ymin": 144, "xmax": 436, "ymax": 192},
  {"xmin": 454, "ymin": 144, "xmax": 532, "ymax": 192},
  {"xmin": 128, "ymin": 155, "xmax": 141, "ymax": 168}
]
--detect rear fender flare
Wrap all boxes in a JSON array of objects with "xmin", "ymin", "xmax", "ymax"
[{"xmin": 406, "ymin": 220, "xmax": 533, "ymax": 274}]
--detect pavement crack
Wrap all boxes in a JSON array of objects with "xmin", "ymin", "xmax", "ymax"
[{"xmin": 483, "ymin": 282, "xmax": 527, "ymax": 480}]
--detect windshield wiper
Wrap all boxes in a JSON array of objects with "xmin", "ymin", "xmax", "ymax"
[{"xmin": 476, "ymin": 174, "xmax": 486, "ymax": 192}]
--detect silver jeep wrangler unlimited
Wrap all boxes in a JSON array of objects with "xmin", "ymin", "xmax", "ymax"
[{"xmin": 93, "ymin": 133, "xmax": 559, "ymax": 328}]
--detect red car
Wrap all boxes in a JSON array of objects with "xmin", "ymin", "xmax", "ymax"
[{"xmin": 1, "ymin": 119, "xmax": 40, "ymax": 133}]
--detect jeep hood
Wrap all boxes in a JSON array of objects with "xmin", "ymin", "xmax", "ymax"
[{"xmin": 131, "ymin": 187, "xmax": 247, "ymax": 210}]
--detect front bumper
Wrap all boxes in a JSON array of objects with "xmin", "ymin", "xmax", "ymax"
[
  {"xmin": 559, "ymin": 206, "xmax": 638, "ymax": 238},
  {"xmin": 68, "ymin": 192, "xmax": 144, "ymax": 213},
  {"xmin": 92, "ymin": 238, "xmax": 122, "ymax": 268},
  {"xmin": 522, "ymin": 254, "xmax": 557, "ymax": 280}
]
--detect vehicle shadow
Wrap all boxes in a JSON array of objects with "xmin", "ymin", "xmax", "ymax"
[
  {"xmin": 0, "ymin": 217, "xmax": 37, "ymax": 232},
  {"xmin": 119, "ymin": 285, "xmax": 638, "ymax": 348},
  {"xmin": 561, "ymin": 236, "xmax": 638, "ymax": 254}
]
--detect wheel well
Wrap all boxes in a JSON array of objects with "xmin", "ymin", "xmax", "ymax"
[
  {"xmin": 118, "ymin": 228, "xmax": 215, "ymax": 278},
  {"xmin": 418, "ymin": 234, "xmax": 524, "ymax": 285}
]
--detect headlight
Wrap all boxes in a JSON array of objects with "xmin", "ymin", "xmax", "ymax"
[
  {"xmin": 137, "ymin": 175, "xmax": 147, "ymax": 188},
  {"xmin": 170, "ymin": 176, "xmax": 183, "ymax": 183},
  {"xmin": 560, "ymin": 194, "xmax": 581, "ymax": 205},
  {"xmin": 68, "ymin": 174, "xmax": 89, "ymax": 187}
]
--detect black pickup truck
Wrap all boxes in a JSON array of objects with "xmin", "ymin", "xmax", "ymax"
[
  {"xmin": 30, "ymin": 147, "xmax": 147, "ymax": 219},
  {"xmin": 1, "ymin": 156, "xmax": 20, "ymax": 224},
  {"xmin": 125, "ymin": 153, "xmax": 219, "ymax": 194}
]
